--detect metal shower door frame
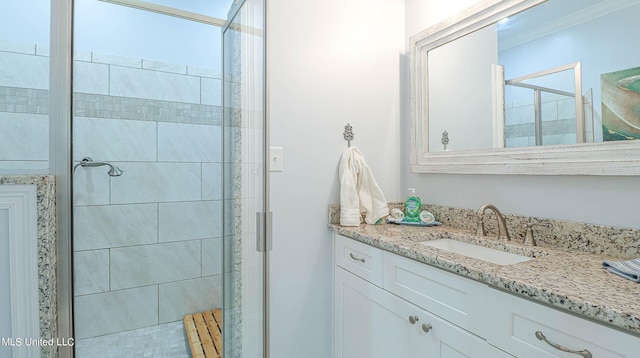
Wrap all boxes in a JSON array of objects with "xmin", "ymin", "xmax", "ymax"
[{"xmin": 505, "ymin": 62, "xmax": 584, "ymax": 145}]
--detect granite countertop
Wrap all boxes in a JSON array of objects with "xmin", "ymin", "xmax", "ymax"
[{"xmin": 328, "ymin": 223, "xmax": 640, "ymax": 336}]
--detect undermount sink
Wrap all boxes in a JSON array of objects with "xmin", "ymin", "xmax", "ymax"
[{"xmin": 420, "ymin": 239, "xmax": 534, "ymax": 265}]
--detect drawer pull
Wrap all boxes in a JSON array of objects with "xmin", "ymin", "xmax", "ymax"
[
  {"xmin": 408, "ymin": 315, "xmax": 419, "ymax": 324},
  {"xmin": 535, "ymin": 331, "xmax": 592, "ymax": 358},
  {"xmin": 421, "ymin": 323, "xmax": 432, "ymax": 333},
  {"xmin": 349, "ymin": 253, "xmax": 366, "ymax": 263}
]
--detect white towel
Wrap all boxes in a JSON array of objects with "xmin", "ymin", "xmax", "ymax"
[{"xmin": 339, "ymin": 147, "xmax": 389, "ymax": 226}]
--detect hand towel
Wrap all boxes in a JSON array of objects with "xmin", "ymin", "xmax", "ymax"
[
  {"xmin": 602, "ymin": 258, "xmax": 640, "ymax": 282},
  {"xmin": 339, "ymin": 147, "xmax": 389, "ymax": 226}
]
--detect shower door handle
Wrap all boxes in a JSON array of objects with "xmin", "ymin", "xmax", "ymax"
[
  {"xmin": 257, "ymin": 212, "xmax": 265, "ymax": 252},
  {"xmin": 256, "ymin": 211, "xmax": 272, "ymax": 252}
]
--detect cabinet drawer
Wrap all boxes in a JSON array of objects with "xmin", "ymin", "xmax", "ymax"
[
  {"xmin": 486, "ymin": 288, "xmax": 640, "ymax": 358},
  {"xmin": 383, "ymin": 252, "xmax": 487, "ymax": 335},
  {"xmin": 334, "ymin": 234, "xmax": 383, "ymax": 286}
]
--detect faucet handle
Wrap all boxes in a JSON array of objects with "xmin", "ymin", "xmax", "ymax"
[
  {"xmin": 475, "ymin": 213, "xmax": 486, "ymax": 236},
  {"xmin": 522, "ymin": 221, "xmax": 551, "ymax": 246}
]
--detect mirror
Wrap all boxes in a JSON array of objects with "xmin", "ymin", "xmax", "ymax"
[{"xmin": 410, "ymin": 0, "xmax": 640, "ymax": 175}]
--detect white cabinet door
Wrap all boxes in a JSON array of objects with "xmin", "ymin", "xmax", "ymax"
[
  {"xmin": 334, "ymin": 266, "xmax": 422, "ymax": 358},
  {"xmin": 417, "ymin": 309, "xmax": 514, "ymax": 358}
]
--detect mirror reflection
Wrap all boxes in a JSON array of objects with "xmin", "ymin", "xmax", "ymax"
[{"xmin": 425, "ymin": 0, "xmax": 640, "ymax": 152}]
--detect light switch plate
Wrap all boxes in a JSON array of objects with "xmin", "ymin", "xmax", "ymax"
[{"xmin": 270, "ymin": 147, "xmax": 283, "ymax": 172}]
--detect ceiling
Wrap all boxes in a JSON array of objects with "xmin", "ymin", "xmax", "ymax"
[{"xmin": 498, "ymin": 0, "xmax": 639, "ymax": 50}]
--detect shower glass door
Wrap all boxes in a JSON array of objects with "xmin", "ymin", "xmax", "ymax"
[
  {"xmin": 71, "ymin": 1, "xmax": 230, "ymax": 356},
  {"xmin": 222, "ymin": 0, "xmax": 269, "ymax": 357}
]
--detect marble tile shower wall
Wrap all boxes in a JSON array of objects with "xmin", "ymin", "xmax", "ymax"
[
  {"xmin": 0, "ymin": 43, "xmax": 50, "ymax": 171},
  {"xmin": 72, "ymin": 51, "xmax": 224, "ymax": 339},
  {"xmin": 0, "ymin": 42, "xmax": 224, "ymax": 339}
]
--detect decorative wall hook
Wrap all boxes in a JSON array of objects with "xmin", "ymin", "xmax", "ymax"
[
  {"xmin": 441, "ymin": 130, "xmax": 449, "ymax": 150},
  {"xmin": 344, "ymin": 123, "xmax": 354, "ymax": 147}
]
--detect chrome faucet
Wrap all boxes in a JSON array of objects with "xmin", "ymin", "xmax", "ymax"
[{"xmin": 476, "ymin": 204, "xmax": 510, "ymax": 241}]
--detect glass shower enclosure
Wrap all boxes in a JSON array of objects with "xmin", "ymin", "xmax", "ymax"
[
  {"xmin": 0, "ymin": 0, "xmax": 268, "ymax": 355},
  {"xmin": 70, "ymin": 1, "xmax": 228, "ymax": 356},
  {"xmin": 66, "ymin": 0, "xmax": 268, "ymax": 356}
]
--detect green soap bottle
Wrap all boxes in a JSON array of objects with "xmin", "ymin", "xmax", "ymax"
[{"xmin": 405, "ymin": 188, "xmax": 422, "ymax": 222}]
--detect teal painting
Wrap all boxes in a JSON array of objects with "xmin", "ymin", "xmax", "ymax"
[{"xmin": 601, "ymin": 67, "xmax": 640, "ymax": 141}]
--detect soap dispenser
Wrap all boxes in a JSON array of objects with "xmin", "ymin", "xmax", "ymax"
[{"xmin": 404, "ymin": 188, "xmax": 422, "ymax": 222}]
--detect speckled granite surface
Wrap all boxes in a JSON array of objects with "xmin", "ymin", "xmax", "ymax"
[
  {"xmin": 329, "ymin": 203, "xmax": 640, "ymax": 260},
  {"xmin": 328, "ymin": 204, "xmax": 640, "ymax": 336},
  {"xmin": 0, "ymin": 175, "xmax": 57, "ymax": 358}
]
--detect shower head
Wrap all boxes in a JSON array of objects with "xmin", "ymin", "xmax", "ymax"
[
  {"xmin": 74, "ymin": 157, "xmax": 124, "ymax": 177},
  {"xmin": 106, "ymin": 163, "xmax": 124, "ymax": 177}
]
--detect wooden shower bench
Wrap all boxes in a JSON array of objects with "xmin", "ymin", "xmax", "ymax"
[{"xmin": 184, "ymin": 309, "xmax": 223, "ymax": 358}]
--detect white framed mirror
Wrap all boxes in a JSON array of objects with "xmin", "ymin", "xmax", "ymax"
[{"xmin": 410, "ymin": 0, "xmax": 640, "ymax": 175}]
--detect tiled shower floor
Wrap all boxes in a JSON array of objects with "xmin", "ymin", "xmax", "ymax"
[{"xmin": 75, "ymin": 321, "xmax": 191, "ymax": 358}]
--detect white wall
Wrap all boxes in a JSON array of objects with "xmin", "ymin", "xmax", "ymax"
[
  {"xmin": 269, "ymin": 0, "xmax": 405, "ymax": 356},
  {"xmin": 403, "ymin": 0, "xmax": 640, "ymax": 230}
]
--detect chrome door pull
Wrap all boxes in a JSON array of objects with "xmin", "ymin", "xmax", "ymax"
[
  {"xmin": 535, "ymin": 331, "xmax": 592, "ymax": 358},
  {"xmin": 408, "ymin": 315, "xmax": 419, "ymax": 324},
  {"xmin": 421, "ymin": 323, "xmax": 432, "ymax": 333},
  {"xmin": 349, "ymin": 253, "xmax": 365, "ymax": 263}
]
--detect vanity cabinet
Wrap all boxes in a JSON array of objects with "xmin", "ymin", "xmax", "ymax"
[
  {"xmin": 334, "ymin": 266, "xmax": 512, "ymax": 358},
  {"xmin": 333, "ymin": 234, "xmax": 512, "ymax": 358},
  {"xmin": 333, "ymin": 233, "xmax": 640, "ymax": 358}
]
